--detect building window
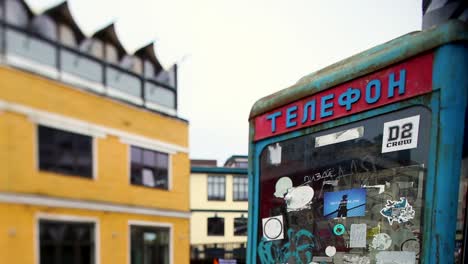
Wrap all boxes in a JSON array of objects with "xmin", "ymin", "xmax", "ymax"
[
  {"xmin": 38, "ymin": 126, "xmax": 93, "ymax": 178},
  {"xmin": 207, "ymin": 175, "xmax": 225, "ymax": 201},
  {"xmin": 131, "ymin": 225, "xmax": 170, "ymax": 264},
  {"xmin": 130, "ymin": 146, "xmax": 169, "ymax": 189},
  {"xmin": 234, "ymin": 216, "xmax": 248, "ymax": 236},
  {"xmin": 233, "ymin": 175, "xmax": 248, "ymax": 201},
  {"xmin": 39, "ymin": 220, "xmax": 95, "ymax": 264},
  {"xmin": 207, "ymin": 217, "xmax": 224, "ymax": 236}
]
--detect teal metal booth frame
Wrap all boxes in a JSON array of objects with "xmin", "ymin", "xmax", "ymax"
[{"xmin": 247, "ymin": 21, "xmax": 468, "ymax": 264}]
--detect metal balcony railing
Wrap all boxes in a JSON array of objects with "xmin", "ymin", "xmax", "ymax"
[{"xmin": 0, "ymin": 21, "xmax": 178, "ymax": 117}]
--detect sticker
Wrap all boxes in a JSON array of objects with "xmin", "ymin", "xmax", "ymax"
[
  {"xmin": 367, "ymin": 224, "xmax": 381, "ymax": 239},
  {"xmin": 285, "ymin": 185, "xmax": 314, "ymax": 212},
  {"xmin": 401, "ymin": 239, "xmax": 420, "ymax": 255},
  {"xmin": 315, "ymin": 126, "xmax": 364, "ymax": 147},
  {"xmin": 312, "ymin": 256, "xmax": 333, "ymax": 263},
  {"xmin": 333, "ymin": 224, "xmax": 346, "ymax": 236},
  {"xmin": 350, "ymin": 224, "xmax": 367, "ymax": 248},
  {"xmin": 325, "ymin": 246, "xmax": 336, "ymax": 257},
  {"xmin": 274, "ymin": 177, "xmax": 293, "ymax": 198},
  {"xmin": 381, "ymin": 115, "xmax": 420, "ymax": 153},
  {"xmin": 376, "ymin": 251, "xmax": 416, "ymax": 264},
  {"xmin": 370, "ymin": 233, "xmax": 392, "ymax": 250},
  {"xmin": 324, "ymin": 188, "xmax": 367, "ymax": 218},
  {"xmin": 323, "ymin": 180, "xmax": 339, "ymax": 186},
  {"xmin": 262, "ymin": 215, "xmax": 284, "ymax": 241},
  {"xmin": 380, "ymin": 198, "xmax": 415, "ymax": 225},
  {"xmin": 268, "ymin": 143, "xmax": 282, "ymax": 165},
  {"xmin": 342, "ymin": 254, "xmax": 370, "ymax": 264},
  {"xmin": 362, "ymin": 184, "xmax": 385, "ymax": 194}
]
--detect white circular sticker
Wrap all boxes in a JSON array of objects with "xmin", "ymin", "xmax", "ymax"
[
  {"xmin": 371, "ymin": 233, "xmax": 392, "ymax": 250},
  {"xmin": 263, "ymin": 217, "xmax": 283, "ymax": 240},
  {"xmin": 286, "ymin": 186, "xmax": 314, "ymax": 210},
  {"xmin": 274, "ymin": 177, "xmax": 293, "ymax": 198},
  {"xmin": 325, "ymin": 246, "xmax": 336, "ymax": 257}
]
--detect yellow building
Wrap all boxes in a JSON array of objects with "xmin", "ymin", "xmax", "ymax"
[
  {"xmin": 0, "ymin": 1, "xmax": 189, "ymax": 264},
  {"xmin": 190, "ymin": 156, "xmax": 248, "ymax": 264}
]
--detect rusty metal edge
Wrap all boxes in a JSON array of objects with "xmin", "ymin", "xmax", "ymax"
[{"xmin": 249, "ymin": 20, "xmax": 468, "ymax": 120}]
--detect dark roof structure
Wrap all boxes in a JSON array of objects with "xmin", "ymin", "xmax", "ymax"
[
  {"xmin": 92, "ymin": 22, "xmax": 127, "ymax": 58},
  {"xmin": 134, "ymin": 42, "xmax": 164, "ymax": 74},
  {"xmin": 44, "ymin": 1, "xmax": 85, "ymax": 42}
]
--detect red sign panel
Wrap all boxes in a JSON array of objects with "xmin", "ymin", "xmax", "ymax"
[{"xmin": 254, "ymin": 52, "xmax": 434, "ymax": 141}]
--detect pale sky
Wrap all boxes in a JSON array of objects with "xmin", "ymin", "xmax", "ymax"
[{"xmin": 26, "ymin": 0, "xmax": 422, "ymax": 165}]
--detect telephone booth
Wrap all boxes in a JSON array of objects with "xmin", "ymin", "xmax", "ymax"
[{"xmin": 247, "ymin": 21, "xmax": 468, "ymax": 264}]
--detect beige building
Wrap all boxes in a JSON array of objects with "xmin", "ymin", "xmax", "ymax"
[{"xmin": 190, "ymin": 156, "xmax": 248, "ymax": 263}]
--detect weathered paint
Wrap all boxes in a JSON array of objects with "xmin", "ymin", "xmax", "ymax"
[
  {"xmin": 247, "ymin": 21, "xmax": 468, "ymax": 264},
  {"xmin": 247, "ymin": 95, "xmax": 434, "ymax": 264},
  {"xmin": 422, "ymin": 43, "xmax": 468, "ymax": 264},
  {"xmin": 254, "ymin": 52, "xmax": 433, "ymax": 141},
  {"xmin": 249, "ymin": 20, "xmax": 468, "ymax": 120}
]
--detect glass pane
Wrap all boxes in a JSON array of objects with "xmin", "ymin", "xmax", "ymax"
[
  {"xmin": 208, "ymin": 217, "xmax": 225, "ymax": 236},
  {"xmin": 40, "ymin": 220, "xmax": 94, "ymax": 264},
  {"xmin": 6, "ymin": 29, "xmax": 56, "ymax": 67},
  {"xmin": 144, "ymin": 60, "xmax": 155, "ymax": 78},
  {"xmin": 144, "ymin": 232, "xmax": 157, "ymax": 243},
  {"xmin": 154, "ymin": 168, "xmax": 168, "ymax": 189},
  {"xmin": 30, "ymin": 15, "xmax": 57, "ymax": 40},
  {"xmin": 79, "ymin": 39, "xmax": 103, "ymax": 59},
  {"xmin": 106, "ymin": 67, "xmax": 141, "ymax": 97},
  {"xmin": 143, "ymin": 150, "xmax": 155, "ymax": 166},
  {"xmin": 6, "ymin": 0, "xmax": 29, "ymax": 28},
  {"xmin": 234, "ymin": 217, "xmax": 248, "ymax": 236},
  {"xmin": 145, "ymin": 81, "xmax": 176, "ymax": 109},
  {"xmin": 61, "ymin": 49, "xmax": 103, "ymax": 83},
  {"xmin": 38, "ymin": 126, "xmax": 93, "ymax": 178},
  {"xmin": 156, "ymin": 152, "xmax": 169, "ymax": 169},
  {"xmin": 131, "ymin": 146, "xmax": 142, "ymax": 163},
  {"xmin": 105, "ymin": 43, "xmax": 119, "ymax": 64},
  {"xmin": 59, "ymin": 24, "xmax": 78, "ymax": 47},
  {"xmin": 257, "ymin": 107, "xmax": 431, "ymax": 263},
  {"xmin": 155, "ymin": 67, "xmax": 176, "ymax": 87},
  {"xmin": 131, "ymin": 226, "xmax": 170, "ymax": 264}
]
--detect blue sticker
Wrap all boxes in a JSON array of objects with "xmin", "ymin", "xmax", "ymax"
[
  {"xmin": 324, "ymin": 188, "xmax": 367, "ymax": 218},
  {"xmin": 333, "ymin": 224, "xmax": 345, "ymax": 235}
]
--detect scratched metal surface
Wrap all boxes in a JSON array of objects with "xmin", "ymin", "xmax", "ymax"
[{"xmin": 249, "ymin": 20, "xmax": 468, "ymax": 120}]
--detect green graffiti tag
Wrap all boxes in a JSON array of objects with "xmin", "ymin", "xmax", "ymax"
[{"xmin": 258, "ymin": 228, "xmax": 315, "ymax": 264}]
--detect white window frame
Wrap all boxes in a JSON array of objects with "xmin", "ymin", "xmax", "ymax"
[
  {"xmin": 35, "ymin": 213, "xmax": 100, "ymax": 264},
  {"xmin": 127, "ymin": 145, "xmax": 172, "ymax": 190},
  {"xmin": 207, "ymin": 175, "xmax": 226, "ymax": 201},
  {"xmin": 128, "ymin": 220, "xmax": 173, "ymax": 264},
  {"xmin": 35, "ymin": 124, "xmax": 98, "ymax": 180}
]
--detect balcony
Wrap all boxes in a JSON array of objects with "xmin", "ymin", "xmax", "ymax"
[{"xmin": 0, "ymin": 21, "xmax": 178, "ymax": 117}]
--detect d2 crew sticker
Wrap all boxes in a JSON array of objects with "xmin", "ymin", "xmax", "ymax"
[
  {"xmin": 333, "ymin": 224, "xmax": 346, "ymax": 235},
  {"xmin": 381, "ymin": 115, "xmax": 420, "ymax": 153},
  {"xmin": 262, "ymin": 215, "xmax": 284, "ymax": 241}
]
